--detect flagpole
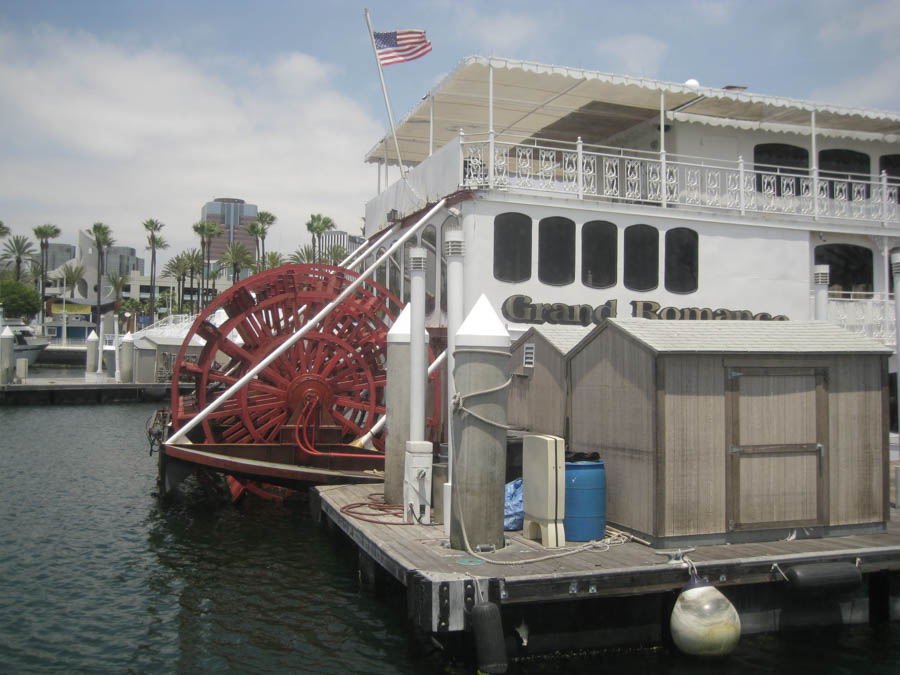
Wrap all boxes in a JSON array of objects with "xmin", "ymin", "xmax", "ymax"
[{"xmin": 364, "ymin": 8, "xmax": 407, "ymax": 178}]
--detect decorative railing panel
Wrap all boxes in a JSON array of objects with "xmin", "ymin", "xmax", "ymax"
[
  {"xmin": 462, "ymin": 138, "xmax": 900, "ymax": 227},
  {"xmin": 825, "ymin": 294, "xmax": 896, "ymax": 349}
]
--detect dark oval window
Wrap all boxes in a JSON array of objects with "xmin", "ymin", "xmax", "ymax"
[
  {"xmin": 582, "ymin": 220, "xmax": 617, "ymax": 288},
  {"xmin": 664, "ymin": 228, "xmax": 698, "ymax": 294},
  {"xmin": 814, "ymin": 243, "xmax": 873, "ymax": 294},
  {"xmin": 624, "ymin": 224, "xmax": 658, "ymax": 291},
  {"xmin": 538, "ymin": 217, "xmax": 575, "ymax": 286},
  {"xmin": 493, "ymin": 212, "xmax": 531, "ymax": 282},
  {"xmin": 754, "ymin": 143, "xmax": 809, "ymax": 196}
]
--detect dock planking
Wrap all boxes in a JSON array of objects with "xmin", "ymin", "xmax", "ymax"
[{"xmin": 315, "ymin": 482, "xmax": 900, "ymax": 635}]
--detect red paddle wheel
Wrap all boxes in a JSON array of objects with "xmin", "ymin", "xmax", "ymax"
[{"xmin": 167, "ymin": 263, "xmax": 440, "ymax": 501}]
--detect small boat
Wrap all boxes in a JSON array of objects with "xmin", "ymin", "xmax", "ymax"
[{"xmin": 1, "ymin": 317, "xmax": 50, "ymax": 366}]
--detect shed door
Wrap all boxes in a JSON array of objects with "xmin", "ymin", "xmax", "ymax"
[{"xmin": 726, "ymin": 366, "xmax": 828, "ymax": 531}]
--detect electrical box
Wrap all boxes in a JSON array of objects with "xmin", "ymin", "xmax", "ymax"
[{"xmin": 522, "ymin": 434, "xmax": 566, "ymax": 547}]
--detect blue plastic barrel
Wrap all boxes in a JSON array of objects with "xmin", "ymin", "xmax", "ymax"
[{"xmin": 563, "ymin": 461, "xmax": 606, "ymax": 541}]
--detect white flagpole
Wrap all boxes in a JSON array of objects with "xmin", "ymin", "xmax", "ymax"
[{"xmin": 365, "ymin": 8, "xmax": 407, "ymax": 178}]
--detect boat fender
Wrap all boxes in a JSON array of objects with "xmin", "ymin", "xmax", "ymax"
[
  {"xmin": 670, "ymin": 574, "xmax": 741, "ymax": 657},
  {"xmin": 470, "ymin": 601, "xmax": 508, "ymax": 674},
  {"xmin": 784, "ymin": 562, "xmax": 862, "ymax": 594}
]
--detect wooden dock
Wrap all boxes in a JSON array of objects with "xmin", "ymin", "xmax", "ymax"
[
  {"xmin": 0, "ymin": 376, "xmax": 172, "ymax": 404},
  {"xmin": 314, "ymin": 482, "xmax": 900, "ymax": 655}
]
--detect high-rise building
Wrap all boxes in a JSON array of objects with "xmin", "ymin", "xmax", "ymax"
[
  {"xmin": 200, "ymin": 197, "xmax": 259, "ymax": 261},
  {"xmin": 46, "ymin": 243, "xmax": 76, "ymax": 272}
]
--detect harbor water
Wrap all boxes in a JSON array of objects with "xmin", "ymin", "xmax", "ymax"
[{"xmin": 2, "ymin": 393, "xmax": 900, "ymax": 672}]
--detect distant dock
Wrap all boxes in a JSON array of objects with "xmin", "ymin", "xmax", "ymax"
[{"xmin": 0, "ymin": 374, "xmax": 172, "ymax": 404}]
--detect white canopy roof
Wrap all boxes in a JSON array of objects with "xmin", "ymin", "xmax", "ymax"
[{"xmin": 366, "ymin": 55, "xmax": 900, "ymax": 166}]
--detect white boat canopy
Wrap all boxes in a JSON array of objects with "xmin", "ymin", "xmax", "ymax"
[{"xmin": 365, "ymin": 55, "xmax": 900, "ymax": 167}]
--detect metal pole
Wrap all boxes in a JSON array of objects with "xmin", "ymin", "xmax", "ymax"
[
  {"xmin": 408, "ymin": 246, "xmax": 428, "ymax": 441},
  {"xmin": 811, "ymin": 110, "xmax": 819, "ymax": 220},
  {"xmin": 444, "ymin": 224, "xmax": 465, "ymax": 536},
  {"xmin": 892, "ymin": 251, "xmax": 900, "ymax": 445},
  {"xmin": 488, "ymin": 63, "xmax": 494, "ymax": 189},
  {"xmin": 365, "ymin": 9, "xmax": 407, "ymax": 178},
  {"xmin": 166, "ymin": 198, "xmax": 448, "ymax": 445},
  {"xmin": 660, "ymin": 92, "xmax": 667, "ymax": 208}
]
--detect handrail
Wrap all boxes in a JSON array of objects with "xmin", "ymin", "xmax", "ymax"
[{"xmin": 166, "ymin": 198, "xmax": 448, "ymax": 445}]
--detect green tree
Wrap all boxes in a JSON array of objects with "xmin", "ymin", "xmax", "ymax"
[
  {"xmin": 264, "ymin": 251, "xmax": 285, "ymax": 269},
  {"xmin": 163, "ymin": 252, "xmax": 190, "ymax": 313},
  {"xmin": 288, "ymin": 244, "xmax": 316, "ymax": 264},
  {"xmin": 193, "ymin": 221, "xmax": 222, "ymax": 309},
  {"xmin": 1, "ymin": 234, "xmax": 37, "ymax": 282},
  {"xmin": 33, "ymin": 223, "xmax": 61, "ymax": 331},
  {"xmin": 143, "ymin": 218, "xmax": 167, "ymax": 323},
  {"xmin": 0, "ymin": 220, "xmax": 8, "ymax": 238},
  {"xmin": 324, "ymin": 244, "xmax": 348, "ymax": 266},
  {"xmin": 218, "ymin": 242, "xmax": 254, "ymax": 282},
  {"xmin": 107, "ymin": 272, "xmax": 129, "ymax": 329},
  {"xmin": 248, "ymin": 221, "xmax": 265, "ymax": 273},
  {"xmin": 304, "ymin": 213, "xmax": 335, "ymax": 263},
  {"xmin": 89, "ymin": 222, "xmax": 114, "ymax": 341},
  {"xmin": 185, "ymin": 248, "xmax": 203, "ymax": 313},
  {"xmin": 57, "ymin": 261, "xmax": 86, "ymax": 298},
  {"xmin": 256, "ymin": 210, "xmax": 276, "ymax": 266},
  {"xmin": 0, "ymin": 280, "xmax": 42, "ymax": 320}
]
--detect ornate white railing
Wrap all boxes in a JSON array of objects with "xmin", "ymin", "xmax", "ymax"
[
  {"xmin": 823, "ymin": 292, "xmax": 896, "ymax": 348},
  {"xmin": 461, "ymin": 135, "xmax": 900, "ymax": 226}
]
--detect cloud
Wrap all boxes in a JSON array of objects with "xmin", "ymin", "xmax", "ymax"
[
  {"xmin": 0, "ymin": 26, "xmax": 382, "ymax": 260},
  {"xmin": 594, "ymin": 34, "xmax": 668, "ymax": 78},
  {"xmin": 818, "ymin": 0, "xmax": 900, "ymax": 46},
  {"xmin": 808, "ymin": 52, "xmax": 900, "ymax": 110},
  {"xmin": 451, "ymin": 8, "xmax": 547, "ymax": 55},
  {"xmin": 688, "ymin": 0, "xmax": 738, "ymax": 25}
]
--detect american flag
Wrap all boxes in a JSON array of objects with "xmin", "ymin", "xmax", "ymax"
[{"xmin": 374, "ymin": 29, "xmax": 432, "ymax": 66}]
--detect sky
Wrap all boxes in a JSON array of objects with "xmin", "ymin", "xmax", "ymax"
[{"xmin": 1, "ymin": 0, "xmax": 899, "ymax": 267}]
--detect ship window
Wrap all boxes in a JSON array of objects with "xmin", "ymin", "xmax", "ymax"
[
  {"xmin": 880, "ymin": 155, "xmax": 900, "ymax": 203},
  {"xmin": 754, "ymin": 143, "xmax": 809, "ymax": 196},
  {"xmin": 624, "ymin": 224, "xmax": 658, "ymax": 291},
  {"xmin": 820, "ymin": 149, "xmax": 870, "ymax": 199},
  {"xmin": 538, "ymin": 217, "xmax": 575, "ymax": 286},
  {"xmin": 664, "ymin": 228, "xmax": 698, "ymax": 294},
  {"xmin": 582, "ymin": 220, "xmax": 617, "ymax": 288},
  {"xmin": 814, "ymin": 243, "xmax": 873, "ymax": 295},
  {"xmin": 493, "ymin": 212, "xmax": 531, "ymax": 283}
]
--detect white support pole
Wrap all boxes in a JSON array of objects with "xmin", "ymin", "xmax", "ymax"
[
  {"xmin": 166, "ymin": 198, "xmax": 448, "ymax": 445},
  {"xmin": 408, "ymin": 246, "xmax": 428, "ymax": 442},
  {"xmin": 892, "ymin": 251, "xmax": 900, "ymax": 443},
  {"xmin": 660, "ymin": 91, "xmax": 667, "ymax": 209},
  {"xmin": 488, "ymin": 62, "xmax": 495, "ymax": 189},
  {"xmin": 811, "ymin": 110, "xmax": 819, "ymax": 220},
  {"xmin": 96, "ymin": 310, "xmax": 104, "ymax": 375},
  {"xmin": 443, "ymin": 222, "xmax": 465, "ymax": 536},
  {"xmin": 114, "ymin": 308, "xmax": 121, "ymax": 382},
  {"xmin": 429, "ymin": 94, "xmax": 434, "ymax": 157}
]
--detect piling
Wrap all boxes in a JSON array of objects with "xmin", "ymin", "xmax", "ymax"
[
  {"xmin": 450, "ymin": 294, "xmax": 509, "ymax": 552},
  {"xmin": 85, "ymin": 330, "xmax": 98, "ymax": 374},
  {"xmin": 0, "ymin": 327, "xmax": 13, "ymax": 384},
  {"xmin": 120, "ymin": 332, "xmax": 134, "ymax": 383}
]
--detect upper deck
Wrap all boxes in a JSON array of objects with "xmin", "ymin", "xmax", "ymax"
[{"xmin": 365, "ymin": 56, "xmax": 900, "ymax": 237}]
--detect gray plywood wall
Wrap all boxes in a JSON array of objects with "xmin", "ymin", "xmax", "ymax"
[{"xmin": 508, "ymin": 332, "xmax": 568, "ymax": 437}]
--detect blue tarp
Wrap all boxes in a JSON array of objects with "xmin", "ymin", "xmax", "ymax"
[{"xmin": 504, "ymin": 478, "xmax": 524, "ymax": 530}]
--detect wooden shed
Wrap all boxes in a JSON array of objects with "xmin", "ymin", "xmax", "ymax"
[
  {"xmin": 508, "ymin": 324, "xmax": 592, "ymax": 437},
  {"xmin": 567, "ymin": 318, "xmax": 891, "ymax": 547}
]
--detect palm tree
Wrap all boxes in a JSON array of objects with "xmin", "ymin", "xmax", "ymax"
[
  {"xmin": 163, "ymin": 253, "xmax": 190, "ymax": 313},
  {"xmin": 0, "ymin": 220, "xmax": 8, "ymax": 238},
  {"xmin": 288, "ymin": 244, "xmax": 316, "ymax": 264},
  {"xmin": 107, "ymin": 272, "xmax": 128, "ymax": 327},
  {"xmin": 264, "ymin": 251, "xmax": 285, "ymax": 269},
  {"xmin": 304, "ymin": 213, "xmax": 335, "ymax": 263},
  {"xmin": 192, "ymin": 221, "xmax": 222, "ymax": 309},
  {"xmin": 89, "ymin": 222, "xmax": 114, "ymax": 350},
  {"xmin": 248, "ymin": 221, "xmax": 265, "ymax": 273},
  {"xmin": 219, "ymin": 242, "xmax": 254, "ymax": 282},
  {"xmin": 33, "ymin": 224, "xmax": 61, "ymax": 332},
  {"xmin": 192, "ymin": 222, "xmax": 208, "ymax": 304},
  {"xmin": 256, "ymin": 210, "xmax": 276, "ymax": 265},
  {"xmin": 1, "ymin": 234, "xmax": 37, "ymax": 281},
  {"xmin": 59, "ymin": 261, "xmax": 86, "ymax": 298},
  {"xmin": 143, "ymin": 219, "xmax": 167, "ymax": 323},
  {"xmin": 185, "ymin": 248, "xmax": 203, "ymax": 313},
  {"xmin": 325, "ymin": 244, "xmax": 348, "ymax": 266}
]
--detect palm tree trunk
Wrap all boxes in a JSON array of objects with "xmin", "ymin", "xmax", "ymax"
[{"xmin": 149, "ymin": 248, "xmax": 156, "ymax": 322}]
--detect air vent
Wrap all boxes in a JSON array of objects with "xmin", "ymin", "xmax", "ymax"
[
  {"xmin": 523, "ymin": 343, "xmax": 535, "ymax": 369},
  {"xmin": 408, "ymin": 247, "xmax": 427, "ymax": 271},
  {"xmin": 813, "ymin": 264, "xmax": 830, "ymax": 286}
]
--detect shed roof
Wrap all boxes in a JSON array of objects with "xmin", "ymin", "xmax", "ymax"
[
  {"xmin": 514, "ymin": 324, "xmax": 594, "ymax": 356},
  {"xmin": 592, "ymin": 319, "xmax": 892, "ymax": 355}
]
